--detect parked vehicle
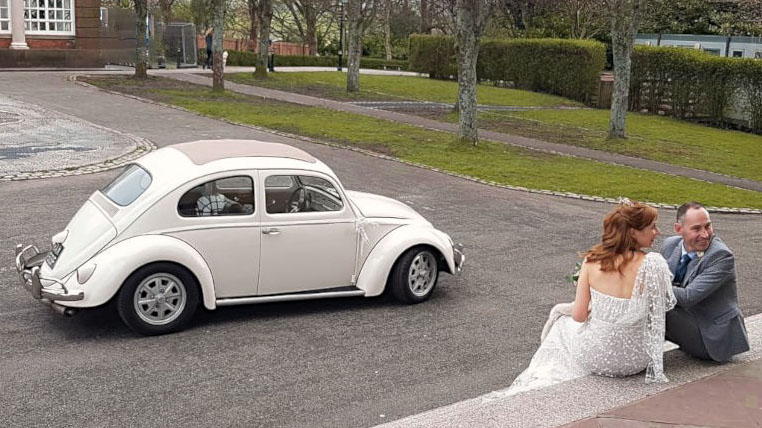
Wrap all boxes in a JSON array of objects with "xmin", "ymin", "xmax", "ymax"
[{"xmin": 16, "ymin": 140, "xmax": 464, "ymax": 335}]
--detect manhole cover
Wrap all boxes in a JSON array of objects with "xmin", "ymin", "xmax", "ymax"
[{"xmin": 0, "ymin": 110, "xmax": 22, "ymax": 124}]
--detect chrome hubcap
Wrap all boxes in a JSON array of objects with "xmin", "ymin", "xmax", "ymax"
[
  {"xmin": 408, "ymin": 251, "xmax": 436, "ymax": 297},
  {"xmin": 134, "ymin": 273, "xmax": 187, "ymax": 326}
]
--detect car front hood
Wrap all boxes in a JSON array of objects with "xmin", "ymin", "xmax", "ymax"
[
  {"xmin": 41, "ymin": 197, "xmax": 117, "ymax": 279},
  {"xmin": 346, "ymin": 190, "xmax": 428, "ymax": 223}
]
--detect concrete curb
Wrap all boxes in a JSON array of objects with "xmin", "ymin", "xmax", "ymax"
[{"xmin": 70, "ymin": 74, "xmax": 762, "ymax": 216}]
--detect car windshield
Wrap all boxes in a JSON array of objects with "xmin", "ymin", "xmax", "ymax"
[{"xmin": 101, "ymin": 164, "xmax": 152, "ymax": 206}]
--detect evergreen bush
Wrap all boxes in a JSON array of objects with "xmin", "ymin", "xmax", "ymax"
[
  {"xmin": 408, "ymin": 35, "xmax": 605, "ymax": 103},
  {"xmin": 220, "ymin": 50, "xmax": 408, "ymax": 70},
  {"xmin": 630, "ymin": 46, "xmax": 762, "ymax": 132}
]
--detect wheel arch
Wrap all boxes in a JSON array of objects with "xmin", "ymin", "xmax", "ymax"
[
  {"xmin": 73, "ymin": 234, "xmax": 217, "ymax": 310},
  {"xmin": 356, "ymin": 225, "xmax": 454, "ymax": 297}
]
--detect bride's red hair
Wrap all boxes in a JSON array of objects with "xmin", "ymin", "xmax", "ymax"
[{"xmin": 583, "ymin": 201, "xmax": 658, "ymax": 274}]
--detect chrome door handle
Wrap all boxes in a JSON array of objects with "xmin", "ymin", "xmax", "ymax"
[{"xmin": 262, "ymin": 228, "xmax": 281, "ymax": 235}]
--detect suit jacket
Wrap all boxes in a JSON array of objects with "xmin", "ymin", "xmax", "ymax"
[{"xmin": 661, "ymin": 235, "xmax": 749, "ymax": 361}]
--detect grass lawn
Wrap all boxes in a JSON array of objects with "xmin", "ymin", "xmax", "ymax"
[
  {"xmin": 83, "ymin": 75, "xmax": 762, "ymax": 209},
  {"xmin": 226, "ymin": 72, "xmax": 579, "ymax": 107},
  {"xmin": 228, "ymin": 72, "xmax": 762, "ymax": 182},
  {"xmin": 476, "ymin": 109, "xmax": 762, "ymax": 182}
]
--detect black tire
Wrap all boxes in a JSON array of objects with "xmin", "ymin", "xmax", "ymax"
[
  {"xmin": 390, "ymin": 246, "xmax": 439, "ymax": 304},
  {"xmin": 117, "ymin": 263, "xmax": 199, "ymax": 336}
]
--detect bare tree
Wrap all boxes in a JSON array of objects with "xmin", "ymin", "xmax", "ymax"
[
  {"xmin": 158, "ymin": 0, "xmax": 176, "ymax": 24},
  {"xmin": 248, "ymin": 0, "xmax": 259, "ymax": 47},
  {"xmin": 134, "ymin": 0, "xmax": 148, "ymax": 78},
  {"xmin": 254, "ymin": 0, "xmax": 274, "ymax": 78},
  {"xmin": 346, "ymin": 0, "xmax": 378, "ymax": 92},
  {"xmin": 212, "ymin": 0, "xmax": 226, "ymax": 90},
  {"xmin": 608, "ymin": 0, "xmax": 642, "ymax": 139},
  {"xmin": 453, "ymin": 0, "xmax": 494, "ymax": 144},
  {"xmin": 555, "ymin": 0, "xmax": 608, "ymax": 38},
  {"xmin": 383, "ymin": 0, "xmax": 392, "ymax": 60},
  {"xmin": 280, "ymin": 0, "xmax": 331, "ymax": 55}
]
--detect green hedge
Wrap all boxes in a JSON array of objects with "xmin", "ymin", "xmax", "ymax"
[
  {"xmin": 216, "ymin": 50, "xmax": 408, "ymax": 70},
  {"xmin": 408, "ymin": 34, "xmax": 457, "ymax": 79},
  {"xmin": 630, "ymin": 46, "xmax": 762, "ymax": 131},
  {"xmin": 409, "ymin": 35, "xmax": 606, "ymax": 103}
]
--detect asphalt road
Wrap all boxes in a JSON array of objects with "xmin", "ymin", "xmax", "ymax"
[{"xmin": 1, "ymin": 73, "xmax": 761, "ymax": 428}]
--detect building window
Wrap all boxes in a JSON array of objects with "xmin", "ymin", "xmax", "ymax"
[
  {"xmin": 0, "ymin": 0, "xmax": 10, "ymax": 33},
  {"xmin": 24, "ymin": 0, "xmax": 75, "ymax": 35},
  {"xmin": 732, "ymin": 50, "xmax": 744, "ymax": 58}
]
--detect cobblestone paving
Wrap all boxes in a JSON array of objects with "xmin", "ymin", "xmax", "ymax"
[{"xmin": 0, "ymin": 94, "xmax": 154, "ymax": 180}]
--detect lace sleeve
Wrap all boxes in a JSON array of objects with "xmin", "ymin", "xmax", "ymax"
[{"xmin": 641, "ymin": 253, "xmax": 677, "ymax": 383}]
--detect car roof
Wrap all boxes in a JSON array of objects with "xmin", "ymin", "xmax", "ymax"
[{"xmin": 170, "ymin": 139, "xmax": 317, "ymax": 165}]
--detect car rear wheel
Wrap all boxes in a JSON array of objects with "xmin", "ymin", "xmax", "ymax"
[
  {"xmin": 117, "ymin": 263, "xmax": 199, "ymax": 336},
  {"xmin": 390, "ymin": 247, "xmax": 439, "ymax": 304}
]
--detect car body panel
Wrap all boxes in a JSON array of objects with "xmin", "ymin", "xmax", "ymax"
[
  {"xmin": 355, "ymin": 224, "xmax": 456, "ymax": 297},
  {"xmin": 56, "ymin": 234, "xmax": 216, "ymax": 309}
]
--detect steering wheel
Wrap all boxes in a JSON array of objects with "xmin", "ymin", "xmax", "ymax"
[{"xmin": 287, "ymin": 187, "xmax": 311, "ymax": 213}]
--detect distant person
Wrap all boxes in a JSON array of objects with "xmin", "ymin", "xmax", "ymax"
[
  {"xmin": 203, "ymin": 27, "xmax": 213, "ymax": 69},
  {"xmin": 660, "ymin": 202, "xmax": 749, "ymax": 362}
]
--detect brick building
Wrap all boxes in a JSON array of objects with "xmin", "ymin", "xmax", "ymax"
[{"xmin": 0, "ymin": 0, "xmax": 119, "ymax": 67}]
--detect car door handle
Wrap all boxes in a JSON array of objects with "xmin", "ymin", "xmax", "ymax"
[{"xmin": 262, "ymin": 228, "xmax": 281, "ymax": 235}]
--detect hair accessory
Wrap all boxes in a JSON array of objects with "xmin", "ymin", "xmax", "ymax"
[{"xmin": 617, "ymin": 197, "xmax": 633, "ymax": 207}]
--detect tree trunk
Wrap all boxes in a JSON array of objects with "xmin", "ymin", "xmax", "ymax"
[
  {"xmin": 384, "ymin": 0, "xmax": 392, "ymax": 60},
  {"xmin": 248, "ymin": 0, "xmax": 259, "ymax": 51},
  {"xmin": 212, "ymin": 0, "xmax": 225, "ymax": 91},
  {"xmin": 134, "ymin": 0, "xmax": 148, "ymax": 78},
  {"xmin": 420, "ymin": 0, "xmax": 430, "ymax": 33},
  {"xmin": 255, "ymin": 0, "xmax": 273, "ymax": 79},
  {"xmin": 608, "ymin": 0, "xmax": 641, "ymax": 139},
  {"xmin": 346, "ymin": 0, "xmax": 362, "ymax": 92},
  {"xmin": 454, "ymin": 0, "xmax": 484, "ymax": 145},
  {"xmin": 158, "ymin": 0, "xmax": 174, "ymax": 25},
  {"xmin": 305, "ymin": 5, "xmax": 318, "ymax": 56}
]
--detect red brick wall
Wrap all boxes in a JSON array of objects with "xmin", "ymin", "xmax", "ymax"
[
  {"xmin": 75, "ymin": 0, "xmax": 101, "ymax": 49},
  {"xmin": 0, "ymin": 38, "xmax": 9, "ymax": 49},
  {"xmin": 28, "ymin": 39, "xmax": 76, "ymax": 49}
]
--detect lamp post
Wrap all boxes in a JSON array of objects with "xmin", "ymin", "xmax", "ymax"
[{"xmin": 337, "ymin": 0, "xmax": 345, "ymax": 71}]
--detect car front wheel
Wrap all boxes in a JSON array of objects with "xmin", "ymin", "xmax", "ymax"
[
  {"xmin": 117, "ymin": 263, "xmax": 199, "ymax": 336},
  {"xmin": 390, "ymin": 247, "xmax": 439, "ymax": 304}
]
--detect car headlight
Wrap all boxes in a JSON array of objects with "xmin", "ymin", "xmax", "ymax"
[{"xmin": 77, "ymin": 263, "xmax": 97, "ymax": 284}]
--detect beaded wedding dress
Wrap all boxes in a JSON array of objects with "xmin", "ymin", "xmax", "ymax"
[{"xmin": 495, "ymin": 252, "xmax": 677, "ymax": 398}]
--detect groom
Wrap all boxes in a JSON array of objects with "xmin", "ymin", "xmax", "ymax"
[{"xmin": 660, "ymin": 202, "xmax": 750, "ymax": 362}]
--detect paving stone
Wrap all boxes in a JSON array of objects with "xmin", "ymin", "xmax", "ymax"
[{"xmin": 0, "ymin": 94, "xmax": 148, "ymax": 177}]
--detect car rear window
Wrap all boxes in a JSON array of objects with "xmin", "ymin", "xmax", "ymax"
[{"xmin": 101, "ymin": 164, "xmax": 152, "ymax": 206}]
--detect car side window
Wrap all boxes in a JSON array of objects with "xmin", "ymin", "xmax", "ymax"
[
  {"xmin": 265, "ymin": 175, "xmax": 343, "ymax": 214},
  {"xmin": 178, "ymin": 176, "xmax": 255, "ymax": 217}
]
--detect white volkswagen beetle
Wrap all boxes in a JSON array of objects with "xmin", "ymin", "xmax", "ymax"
[{"xmin": 16, "ymin": 140, "xmax": 464, "ymax": 335}]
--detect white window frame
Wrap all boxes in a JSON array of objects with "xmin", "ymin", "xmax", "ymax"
[
  {"xmin": 23, "ymin": 0, "xmax": 75, "ymax": 36},
  {"xmin": 0, "ymin": 0, "xmax": 10, "ymax": 34}
]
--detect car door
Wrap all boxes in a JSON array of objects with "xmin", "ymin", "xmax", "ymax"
[
  {"xmin": 257, "ymin": 170, "xmax": 357, "ymax": 295},
  {"xmin": 168, "ymin": 173, "xmax": 261, "ymax": 298}
]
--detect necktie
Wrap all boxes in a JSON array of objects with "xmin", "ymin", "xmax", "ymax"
[{"xmin": 673, "ymin": 254, "xmax": 692, "ymax": 285}]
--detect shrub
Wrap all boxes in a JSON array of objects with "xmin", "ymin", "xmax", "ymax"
[
  {"xmin": 630, "ymin": 46, "xmax": 762, "ymax": 131},
  {"xmin": 408, "ymin": 35, "xmax": 605, "ymax": 103},
  {"xmin": 218, "ymin": 50, "xmax": 408, "ymax": 70},
  {"xmin": 408, "ymin": 34, "xmax": 457, "ymax": 79},
  {"xmin": 479, "ymin": 38, "xmax": 605, "ymax": 103}
]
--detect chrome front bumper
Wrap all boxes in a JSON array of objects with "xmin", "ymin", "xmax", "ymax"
[
  {"xmin": 452, "ymin": 243, "xmax": 465, "ymax": 274},
  {"xmin": 15, "ymin": 244, "xmax": 84, "ymax": 302}
]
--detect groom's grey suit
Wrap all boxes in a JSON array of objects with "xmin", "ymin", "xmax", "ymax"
[{"xmin": 661, "ymin": 236, "xmax": 749, "ymax": 361}]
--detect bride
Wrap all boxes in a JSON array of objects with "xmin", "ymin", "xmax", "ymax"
[{"xmin": 497, "ymin": 199, "xmax": 676, "ymax": 397}]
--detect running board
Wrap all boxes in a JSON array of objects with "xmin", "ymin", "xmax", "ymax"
[{"xmin": 216, "ymin": 288, "xmax": 366, "ymax": 307}]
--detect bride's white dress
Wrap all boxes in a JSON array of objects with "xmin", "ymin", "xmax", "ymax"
[{"xmin": 501, "ymin": 252, "xmax": 677, "ymax": 397}]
